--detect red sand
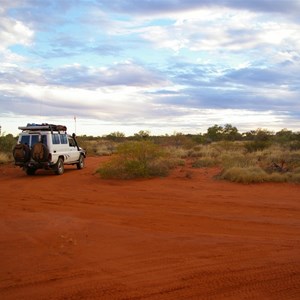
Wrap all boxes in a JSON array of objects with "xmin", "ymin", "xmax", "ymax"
[{"xmin": 0, "ymin": 157, "xmax": 299, "ymax": 299}]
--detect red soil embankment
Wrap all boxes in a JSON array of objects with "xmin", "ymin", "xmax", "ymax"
[{"xmin": 0, "ymin": 157, "xmax": 299, "ymax": 299}]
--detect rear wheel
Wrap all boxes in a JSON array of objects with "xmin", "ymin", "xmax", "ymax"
[
  {"xmin": 77, "ymin": 155, "xmax": 85, "ymax": 169},
  {"xmin": 54, "ymin": 158, "xmax": 64, "ymax": 175},
  {"xmin": 26, "ymin": 167, "xmax": 36, "ymax": 176}
]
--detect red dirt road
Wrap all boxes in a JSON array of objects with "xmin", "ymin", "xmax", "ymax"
[{"xmin": 0, "ymin": 157, "xmax": 299, "ymax": 299}]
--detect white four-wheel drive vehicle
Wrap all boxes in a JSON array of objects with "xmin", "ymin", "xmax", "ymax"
[{"xmin": 13, "ymin": 123, "xmax": 86, "ymax": 175}]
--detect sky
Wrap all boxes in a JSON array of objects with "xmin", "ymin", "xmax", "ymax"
[{"xmin": 0, "ymin": 0, "xmax": 300, "ymax": 136}]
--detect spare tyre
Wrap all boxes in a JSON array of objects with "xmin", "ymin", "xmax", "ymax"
[
  {"xmin": 31, "ymin": 142, "xmax": 49, "ymax": 162},
  {"xmin": 13, "ymin": 143, "xmax": 31, "ymax": 162}
]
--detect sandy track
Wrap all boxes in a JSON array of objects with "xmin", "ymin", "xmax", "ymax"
[{"xmin": 0, "ymin": 157, "xmax": 299, "ymax": 299}]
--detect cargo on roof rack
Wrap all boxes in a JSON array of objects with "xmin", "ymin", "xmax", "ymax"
[{"xmin": 18, "ymin": 123, "xmax": 67, "ymax": 132}]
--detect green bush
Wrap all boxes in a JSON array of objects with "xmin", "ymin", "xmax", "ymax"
[
  {"xmin": 244, "ymin": 140, "xmax": 271, "ymax": 152},
  {"xmin": 97, "ymin": 141, "xmax": 173, "ymax": 179},
  {"xmin": 0, "ymin": 134, "xmax": 17, "ymax": 153},
  {"xmin": 0, "ymin": 134, "xmax": 16, "ymax": 163}
]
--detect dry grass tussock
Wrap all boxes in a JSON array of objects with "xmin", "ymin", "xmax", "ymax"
[
  {"xmin": 79, "ymin": 140, "xmax": 117, "ymax": 156},
  {"xmin": 191, "ymin": 142, "xmax": 300, "ymax": 184},
  {"xmin": 219, "ymin": 167, "xmax": 300, "ymax": 183},
  {"xmin": 0, "ymin": 152, "xmax": 12, "ymax": 164}
]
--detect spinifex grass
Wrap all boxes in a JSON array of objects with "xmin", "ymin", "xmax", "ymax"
[{"xmin": 192, "ymin": 142, "xmax": 300, "ymax": 184}]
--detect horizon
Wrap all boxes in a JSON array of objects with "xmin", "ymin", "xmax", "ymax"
[
  {"xmin": 1, "ymin": 0, "xmax": 300, "ymax": 136},
  {"xmin": 0, "ymin": 122, "xmax": 298, "ymax": 138}
]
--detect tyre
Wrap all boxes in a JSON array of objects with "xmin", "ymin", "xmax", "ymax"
[
  {"xmin": 54, "ymin": 158, "xmax": 64, "ymax": 175},
  {"xmin": 32, "ymin": 143, "xmax": 49, "ymax": 162},
  {"xmin": 77, "ymin": 155, "xmax": 85, "ymax": 169},
  {"xmin": 26, "ymin": 167, "xmax": 36, "ymax": 176},
  {"xmin": 13, "ymin": 143, "xmax": 31, "ymax": 163}
]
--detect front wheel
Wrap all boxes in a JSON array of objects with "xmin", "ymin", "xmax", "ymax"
[
  {"xmin": 77, "ymin": 155, "xmax": 85, "ymax": 169},
  {"xmin": 54, "ymin": 158, "xmax": 64, "ymax": 175}
]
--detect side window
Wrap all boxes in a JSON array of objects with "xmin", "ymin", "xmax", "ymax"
[
  {"xmin": 20, "ymin": 135, "xmax": 30, "ymax": 146},
  {"xmin": 68, "ymin": 138, "xmax": 76, "ymax": 147},
  {"xmin": 60, "ymin": 134, "xmax": 68, "ymax": 144},
  {"xmin": 52, "ymin": 134, "xmax": 60, "ymax": 144}
]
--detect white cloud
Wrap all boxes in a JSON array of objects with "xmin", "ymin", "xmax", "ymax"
[
  {"xmin": 0, "ymin": 18, "xmax": 33, "ymax": 50},
  {"xmin": 0, "ymin": 4, "xmax": 34, "ymax": 67},
  {"xmin": 1, "ymin": 1, "xmax": 299, "ymax": 136},
  {"xmin": 139, "ymin": 7, "xmax": 300, "ymax": 54}
]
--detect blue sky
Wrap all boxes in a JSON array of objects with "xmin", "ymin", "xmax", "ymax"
[{"xmin": 0, "ymin": 0, "xmax": 300, "ymax": 136}]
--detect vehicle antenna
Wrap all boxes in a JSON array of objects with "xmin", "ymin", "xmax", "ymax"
[{"xmin": 74, "ymin": 116, "xmax": 77, "ymax": 134}]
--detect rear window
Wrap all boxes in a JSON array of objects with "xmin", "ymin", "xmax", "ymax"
[
  {"xmin": 31, "ymin": 135, "xmax": 39, "ymax": 146},
  {"xmin": 20, "ymin": 135, "xmax": 30, "ymax": 146},
  {"xmin": 20, "ymin": 134, "xmax": 48, "ymax": 147},
  {"xmin": 41, "ymin": 135, "xmax": 47, "ymax": 145}
]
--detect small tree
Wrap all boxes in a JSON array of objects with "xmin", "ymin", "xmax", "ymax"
[
  {"xmin": 105, "ymin": 131, "xmax": 125, "ymax": 142},
  {"xmin": 275, "ymin": 129, "xmax": 293, "ymax": 144},
  {"xmin": 244, "ymin": 129, "xmax": 273, "ymax": 152},
  {"xmin": 223, "ymin": 124, "xmax": 241, "ymax": 141},
  {"xmin": 205, "ymin": 125, "xmax": 223, "ymax": 142},
  {"xmin": 133, "ymin": 130, "xmax": 150, "ymax": 140}
]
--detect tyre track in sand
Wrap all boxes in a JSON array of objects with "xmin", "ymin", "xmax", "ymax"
[{"xmin": 0, "ymin": 157, "xmax": 300, "ymax": 299}]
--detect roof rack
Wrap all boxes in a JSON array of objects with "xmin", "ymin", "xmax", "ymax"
[{"xmin": 18, "ymin": 123, "xmax": 67, "ymax": 132}]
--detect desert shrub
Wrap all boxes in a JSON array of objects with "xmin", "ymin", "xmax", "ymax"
[
  {"xmin": 166, "ymin": 146, "xmax": 190, "ymax": 159},
  {"xmin": 0, "ymin": 134, "xmax": 17, "ymax": 153},
  {"xmin": 288, "ymin": 173, "xmax": 300, "ymax": 183},
  {"xmin": 285, "ymin": 153, "xmax": 300, "ymax": 170},
  {"xmin": 244, "ymin": 140, "xmax": 271, "ymax": 152},
  {"xmin": 77, "ymin": 139, "xmax": 117, "ymax": 156},
  {"xmin": 219, "ymin": 166, "xmax": 268, "ymax": 183},
  {"xmin": 0, "ymin": 152, "xmax": 11, "ymax": 164},
  {"xmin": 94, "ymin": 141, "xmax": 116, "ymax": 156},
  {"xmin": 97, "ymin": 141, "xmax": 176, "ymax": 179},
  {"xmin": 267, "ymin": 172, "xmax": 286, "ymax": 183},
  {"xmin": 293, "ymin": 167, "xmax": 300, "ymax": 174},
  {"xmin": 188, "ymin": 145, "xmax": 209, "ymax": 158},
  {"xmin": 289, "ymin": 141, "xmax": 300, "ymax": 151},
  {"xmin": 220, "ymin": 153, "xmax": 255, "ymax": 169},
  {"xmin": 164, "ymin": 133, "xmax": 196, "ymax": 149},
  {"xmin": 192, "ymin": 157, "xmax": 220, "ymax": 168},
  {"xmin": 219, "ymin": 166, "xmax": 300, "ymax": 184},
  {"xmin": 213, "ymin": 141, "xmax": 245, "ymax": 152},
  {"xmin": 0, "ymin": 134, "xmax": 16, "ymax": 163},
  {"xmin": 189, "ymin": 144, "xmax": 221, "ymax": 159},
  {"xmin": 271, "ymin": 172, "xmax": 300, "ymax": 183}
]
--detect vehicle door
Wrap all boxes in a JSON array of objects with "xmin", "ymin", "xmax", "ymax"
[{"xmin": 67, "ymin": 136, "xmax": 80, "ymax": 162}]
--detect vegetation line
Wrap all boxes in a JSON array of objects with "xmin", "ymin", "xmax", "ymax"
[{"xmin": 1, "ymin": 125, "xmax": 300, "ymax": 183}]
